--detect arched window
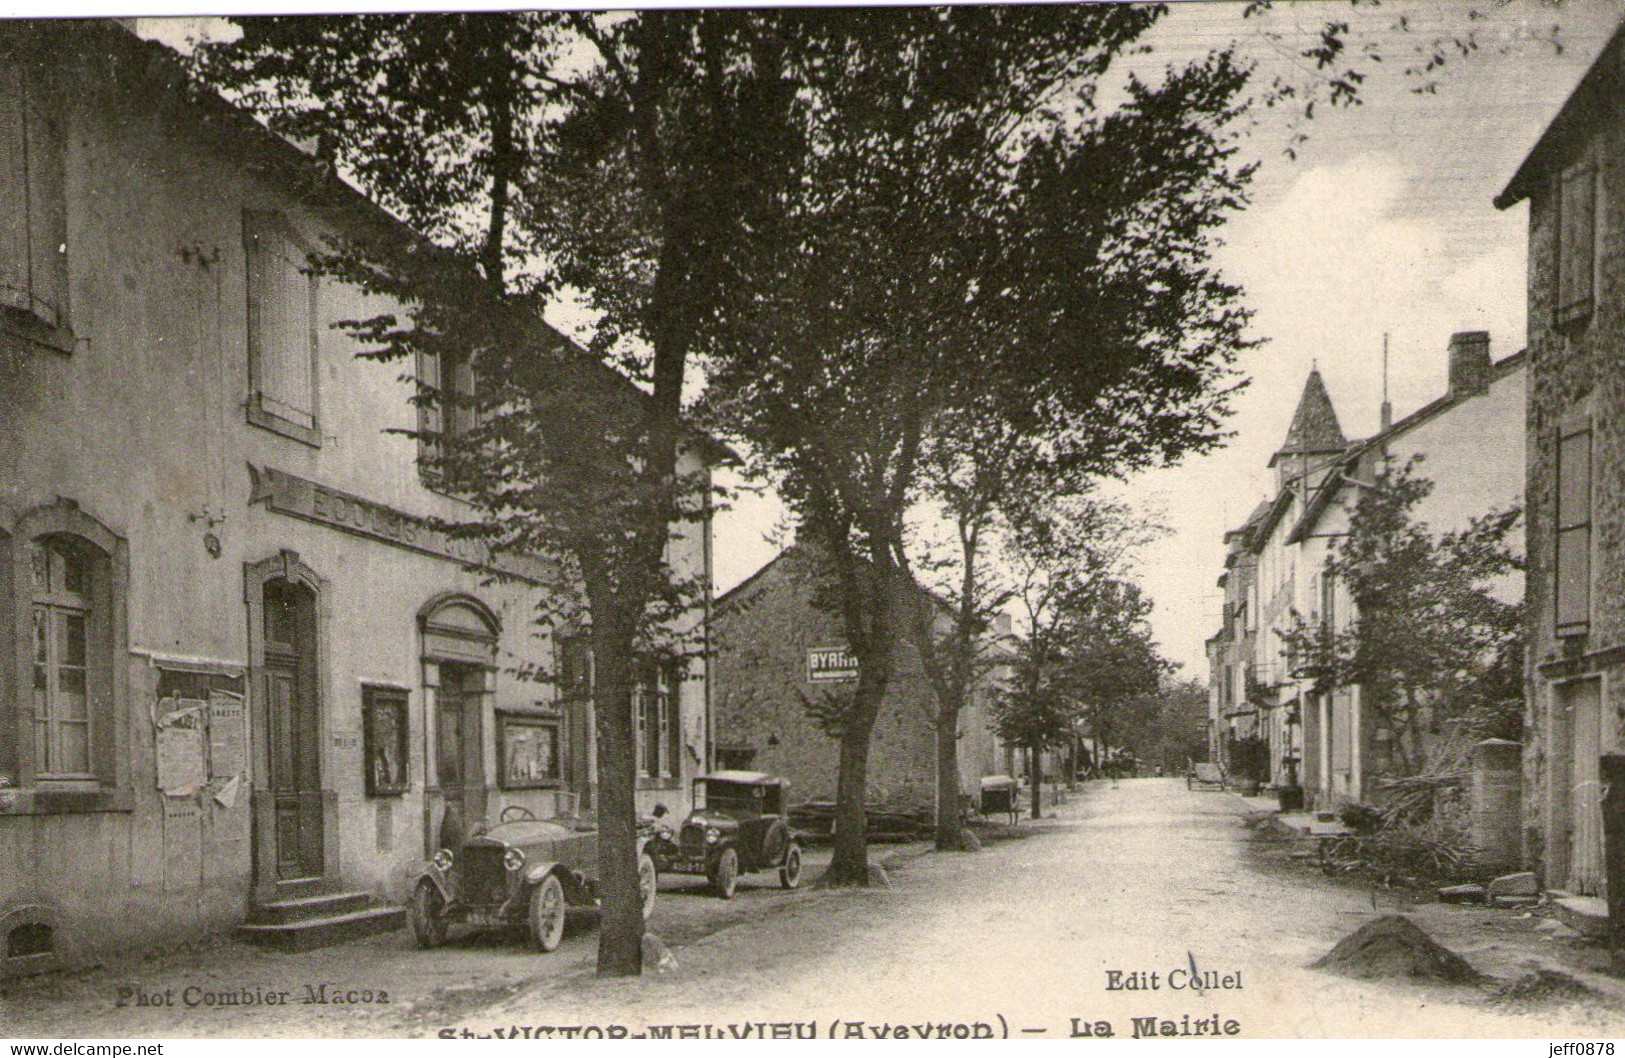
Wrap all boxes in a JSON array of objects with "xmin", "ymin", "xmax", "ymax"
[
  {"xmin": 6, "ymin": 501, "xmax": 126, "ymax": 791},
  {"xmin": 30, "ymin": 537, "xmax": 93, "ymax": 777}
]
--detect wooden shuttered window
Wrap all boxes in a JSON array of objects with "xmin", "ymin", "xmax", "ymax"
[
  {"xmin": 1558, "ymin": 163, "xmax": 1597, "ymax": 326},
  {"xmin": 416, "ymin": 349, "xmax": 480, "ymax": 481},
  {"xmin": 1555, "ymin": 415, "xmax": 1593, "ymax": 636},
  {"xmin": 245, "ymin": 211, "xmax": 319, "ymax": 442},
  {"xmin": 0, "ymin": 65, "xmax": 68, "ymax": 335}
]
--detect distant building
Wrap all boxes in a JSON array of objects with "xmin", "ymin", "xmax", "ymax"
[
  {"xmin": 1497, "ymin": 18, "xmax": 1625, "ymax": 898},
  {"xmin": 711, "ymin": 545, "xmax": 1013, "ymax": 809},
  {"xmin": 1208, "ymin": 338, "xmax": 1525, "ymax": 805}
]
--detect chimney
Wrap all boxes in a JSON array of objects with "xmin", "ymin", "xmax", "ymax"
[{"xmin": 1447, "ymin": 331, "xmax": 1492, "ymax": 400}]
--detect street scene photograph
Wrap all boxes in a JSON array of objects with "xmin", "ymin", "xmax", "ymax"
[{"xmin": 4, "ymin": 0, "xmax": 1625, "ymax": 1041}]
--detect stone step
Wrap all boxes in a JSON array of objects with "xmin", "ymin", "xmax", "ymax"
[
  {"xmin": 1548, "ymin": 890, "xmax": 1609, "ymax": 939},
  {"xmin": 248, "ymin": 890, "xmax": 375, "ymax": 925},
  {"xmin": 237, "ymin": 905, "xmax": 405, "ymax": 953}
]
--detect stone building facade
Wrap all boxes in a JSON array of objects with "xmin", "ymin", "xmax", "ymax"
[
  {"xmin": 1498, "ymin": 19, "xmax": 1625, "ymax": 898},
  {"xmin": 1209, "ymin": 339, "xmax": 1525, "ymax": 807},
  {"xmin": 711, "ymin": 546, "xmax": 1011, "ymax": 809},
  {"xmin": 0, "ymin": 22, "xmax": 711, "ymax": 973}
]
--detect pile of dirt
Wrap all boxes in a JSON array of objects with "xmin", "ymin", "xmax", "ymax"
[
  {"xmin": 1493, "ymin": 968, "xmax": 1598, "ymax": 1009},
  {"xmin": 1312, "ymin": 914, "xmax": 1482, "ymax": 984}
]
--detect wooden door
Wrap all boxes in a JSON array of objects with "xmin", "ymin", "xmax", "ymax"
[
  {"xmin": 1567, "ymin": 679, "xmax": 1605, "ymax": 896},
  {"xmin": 264, "ymin": 580, "xmax": 323, "ymax": 881},
  {"xmin": 436, "ymin": 664, "xmax": 486, "ymax": 848}
]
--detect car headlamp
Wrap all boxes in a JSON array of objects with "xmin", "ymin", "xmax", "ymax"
[
  {"xmin": 432, "ymin": 848, "xmax": 454, "ymax": 872},
  {"xmin": 503, "ymin": 848, "xmax": 526, "ymax": 872},
  {"xmin": 705, "ymin": 827, "xmax": 721, "ymax": 844}
]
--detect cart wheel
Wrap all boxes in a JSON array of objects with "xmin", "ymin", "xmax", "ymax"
[
  {"xmin": 530, "ymin": 873, "xmax": 566, "ymax": 952},
  {"xmin": 710, "ymin": 847, "xmax": 739, "ymax": 900},
  {"xmin": 411, "ymin": 880, "xmax": 449, "ymax": 949},
  {"xmin": 779, "ymin": 844, "xmax": 802, "ymax": 890},
  {"xmin": 639, "ymin": 853, "xmax": 658, "ymax": 921}
]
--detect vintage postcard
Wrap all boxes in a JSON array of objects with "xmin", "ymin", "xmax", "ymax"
[{"xmin": 3, "ymin": 1, "xmax": 1625, "ymax": 1042}]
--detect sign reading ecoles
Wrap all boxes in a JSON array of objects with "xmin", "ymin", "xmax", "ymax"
[
  {"xmin": 807, "ymin": 646, "xmax": 859, "ymax": 683},
  {"xmin": 248, "ymin": 464, "xmax": 548, "ymax": 582}
]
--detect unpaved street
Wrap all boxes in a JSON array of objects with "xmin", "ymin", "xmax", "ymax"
[
  {"xmin": 458, "ymin": 779, "xmax": 1625, "ymax": 1039},
  {"xmin": 7, "ymin": 779, "xmax": 1625, "ymax": 1038}
]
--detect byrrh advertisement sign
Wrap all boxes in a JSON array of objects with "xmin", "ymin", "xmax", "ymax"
[{"xmin": 806, "ymin": 646, "xmax": 859, "ymax": 683}]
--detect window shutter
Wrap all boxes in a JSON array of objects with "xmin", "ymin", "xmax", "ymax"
[
  {"xmin": 245, "ymin": 212, "xmax": 316, "ymax": 431},
  {"xmin": 1558, "ymin": 164, "xmax": 1596, "ymax": 323},
  {"xmin": 417, "ymin": 348, "xmax": 443, "ymax": 471},
  {"xmin": 0, "ymin": 66, "xmax": 31, "ymax": 314},
  {"xmin": 24, "ymin": 83, "xmax": 64, "ymax": 328},
  {"xmin": 261, "ymin": 227, "xmax": 315, "ymax": 427},
  {"xmin": 1555, "ymin": 416, "xmax": 1593, "ymax": 635}
]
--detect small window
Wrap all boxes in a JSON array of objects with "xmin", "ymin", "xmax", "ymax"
[
  {"xmin": 0, "ymin": 65, "xmax": 69, "ymax": 343},
  {"xmin": 1558, "ymin": 162, "xmax": 1597, "ymax": 326},
  {"xmin": 1556, "ymin": 416, "xmax": 1593, "ymax": 636},
  {"xmin": 245, "ymin": 211, "xmax": 319, "ymax": 444}
]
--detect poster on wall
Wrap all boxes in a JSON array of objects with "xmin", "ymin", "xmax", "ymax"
[
  {"xmin": 207, "ymin": 690, "xmax": 247, "ymax": 779},
  {"xmin": 154, "ymin": 699, "xmax": 207, "ymax": 796},
  {"xmin": 362, "ymin": 687, "xmax": 410, "ymax": 797},
  {"xmin": 498, "ymin": 713, "xmax": 561, "ymax": 789}
]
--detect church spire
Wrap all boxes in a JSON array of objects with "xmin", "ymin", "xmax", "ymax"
[{"xmin": 1269, "ymin": 367, "xmax": 1346, "ymax": 468}]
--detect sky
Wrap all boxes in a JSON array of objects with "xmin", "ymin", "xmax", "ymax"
[
  {"xmin": 709, "ymin": 0, "xmax": 1625, "ymax": 680},
  {"xmin": 133, "ymin": 2, "xmax": 1625, "ymax": 680}
]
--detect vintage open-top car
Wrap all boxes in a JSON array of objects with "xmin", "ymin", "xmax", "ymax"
[
  {"xmin": 410, "ymin": 803, "xmax": 657, "ymax": 952},
  {"xmin": 647, "ymin": 771, "xmax": 802, "ymax": 899}
]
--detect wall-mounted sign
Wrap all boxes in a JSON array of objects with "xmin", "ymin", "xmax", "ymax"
[
  {"xmin": 248, "ymin": 464, "xmax": 548, "ymax": 583},
  {"xmin": 807, "ymin": 646, "xmax": 859, "ymax": 683}
]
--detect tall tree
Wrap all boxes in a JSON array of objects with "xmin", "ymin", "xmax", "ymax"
[
  {"xmin": 903, "ymin": 414, "xmax": 1096, "ymax": 851},
  {"xmin": 1280, "ymin": 458, "xmax": 1523, "ymax": 778},
  {"xmin": 702, "ymin": 6, "xmax": 1255, "ymax": 884},
  {"xmin": 1056, "ymin": 578, "xmax": 1172, "ymax": 780},
  {"xmin": 193, "ymin": 10, "xmax": 784, "ymax": 976},
  {"xmin": 998, "ymin": 500, "xmax": 1164, "ymax": 816}
]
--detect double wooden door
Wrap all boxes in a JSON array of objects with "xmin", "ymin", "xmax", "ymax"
[{"xmin": 264, "ymin": 580, "xmax": 324, "ymax": 881}]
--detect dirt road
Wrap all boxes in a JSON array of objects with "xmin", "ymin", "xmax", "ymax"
[{"xmin": 455, "ymin": 779, "xmax": 1625, "ymax": 1039}]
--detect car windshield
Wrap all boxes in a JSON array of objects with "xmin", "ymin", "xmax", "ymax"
[{"xmin": 695, "ymin": 780, "xmax": 764, "ymax": 817}]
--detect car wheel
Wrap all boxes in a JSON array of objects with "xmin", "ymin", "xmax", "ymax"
[
  {"xmin": 779, "ymin": 843, "xmax": 803, "ymax": 890},
  {"xmin": 411, "ymin": 880, "xmax": 449, "ymax": 949},
  {"xmin": 530, "ymin": 873, "xmax": 567, "ymax": 953},
  {"xmin": 638, "ymin": 853, "xmax": 658, "ymax": 921},
  {"xmin": 710, "ymin": 847, "xmax": 739, "ymax": 900}
]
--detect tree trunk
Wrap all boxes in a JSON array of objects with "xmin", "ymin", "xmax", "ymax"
[
  {"xmin": 829, "ymin": 690, "xmax": 881, "ymax": 884},
  {"xmin": 1030, "ymin": 746, "xmax": 1043, "ymax": 820},
  {"xmin": 588, "ymin": 601, "xmax": 644, "ymax": 977},
  {"xmin": 934, "ymin": 704, "xmax": 963, "ymax": 851},
  {"xmin": 823, "ymin": 542, "xmax": 900, "ymax": 886}
]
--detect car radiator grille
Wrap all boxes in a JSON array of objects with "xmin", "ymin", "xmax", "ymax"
[
  {"xmin": 461, "ymin": 847, "xmax": 509, "ymax": 906},
  {"xmin": 679, "ymin": 823, "xmax": 707, "ymax": 853}
]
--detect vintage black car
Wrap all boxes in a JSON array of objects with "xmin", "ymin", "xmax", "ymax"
[
  {"xmin": 410, "ymin": 804, "xmax": 658, "ymax": 952},
  {"xmin": 647, "ymin": 771, "xmax": 802, "ymax": 899}
]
